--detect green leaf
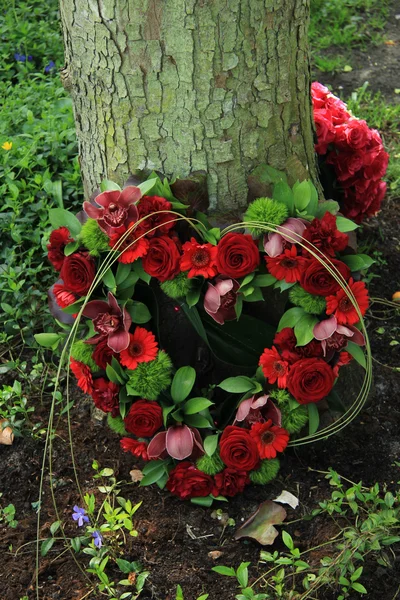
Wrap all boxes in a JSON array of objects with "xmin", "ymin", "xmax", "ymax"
[
  {"xmin": 101, "ymin": 267, "xmax": 116, "ymax": 290},
  {"xmin": 133, "ymin": 259, "xmax": 151, "ymax": 284},
  {"xmin": 243, "ymin": 288, "xmax": 264, "ymax": 302},
  {"xmin": 116, "ymin": 558, "xmax": 134, "ymax": 574},
  {"xmin": 61, "ymin": 298, "xmax": 84, "ymax": 314},
  {"xmin": 181, "ymin": 304, "xmax": 209, "ymax": 345},
  {"xmin": 282, "ymin": 531, "xmax": 294, "ymax": 550},
  {"xmin": 138, "ymin": 178, "xmax": 158, "ymax": 196},
  {"xmin": 41, "ymin": 538, "xmax": 55, "ymax": 557},
  {"xmin": 341, "ymin": 254, "xmax": 375, "ymax": 272},
  {"xmin": 106, "ymin": 364, "xmax": 125, "ymax": 385},
  {"xmin": 184, "ymin": 397, "xmax": 214, "ymax": 414},
  {"xmin": 352, "ymin": 583, "xmax": 367, "ymax": 594},
  {"xmin": 293, "ymin": 180, "xmax": 311, "ymax": 211},
  {"xmin": 336, "ymin": 216, "xmax": 359, "ymax": 232},
  {"xmin": 211, "ymin": 566, "xmax": 236, "ymax": 577},
  {"xmin": 315, "ymin": 200, "xmax": 340, "ymax": 218},
  {"xmin": 346, "ymin": 341, "xmax": 366, "ymax": 369},
  {"xmin": 70, "ymin": 537, "xmax": 81, "ymax": 552},
  {"xmin": 236, "ymin": 562, "xmax": 250, "ymax": 588},
  {"xmin": 186, "ymin": 286, "xmax": 202, "ymax": 308},
  {"xmin": 308, "ymin": 404, "xmax": 320, "ymax": 435},
  {"xmin": 294, "ymin": 314, "xmax": 318, "ymax": 347},
  {"xmin": 274, "ymin": 280, "xmax": 296, "ymax": 293},
  {"xmin": 100, "ymin": 179, "xmax": 121, "ymax": 192},
  {"xmin": 171, "ymin": 366, "xmax": 196, "ymax": 404},
  {"xmin": 273, "ymin": 181, "xmax": 294, "ymax": 214},
  {"xmin": 204, "ymin": 434, "xmax": 219, "ymax": 457},
  {"xmin": 50, "ymin": 521, "xmax": 61, "ymax": 536},
  {"xmin": 253, "ymin": 274, "xmax": 277, "ymax": 287},
  {"xmin": 191, "ymin": 496, "xmax": 214, "ymax": 507},
  {"xmin": 307, "ymin": 182, "xmax": 319, "ymax": 216},
  {"xmin": 64, "ymin": 240, "xmax": 80, "ymax": 256},
  {"xmin": 117, "ymin": 271, "xmax": 139, "ymax": 292},
  {"xmin": 140, "ymin": 463, "xmax": 166, "ymax": 486},
  {"xmin": 184, "ymin": 414, "xmax": 212, "ymax": 428},
  {"xmin": 277, "ymin": 307, "xmax": 306, "ymax": 331},
  {"xmin": 49, "ymin": 208, "xmax": 82, "ymax": 237},
  {"xmin": 218, "ymin": 376, "xmax": 255, "ymax": 393},
  {"xmin": 240, "ymin": 273, "xmax": 255, "ymax": 288},
  {"xmin": 34, "ymin": 333, "xmax": 62, "ymax": 350},
  {"xmin": 126, "ymin": 301, "xmax": 151, "ymax": 324},
  {"xmin": 115, "ymin": 262, "xmax": 132, "ymax": 286}
]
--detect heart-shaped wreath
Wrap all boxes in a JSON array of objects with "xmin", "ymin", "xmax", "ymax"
[{"xmin": 38, "ymin": 84, "xmax": 387, "ymax": 504}]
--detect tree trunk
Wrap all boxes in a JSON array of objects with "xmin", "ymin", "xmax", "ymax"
[{"xmin": 60, "ymin": 0, "xmax": 317, "ymax": 212}]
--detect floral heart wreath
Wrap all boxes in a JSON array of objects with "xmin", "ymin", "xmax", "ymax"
[{"xmin": 38, "ymin": 83, "xmax": 387, "ymax": 505}]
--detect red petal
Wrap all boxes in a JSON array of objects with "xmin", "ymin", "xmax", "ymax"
[
  {"xmin": 166, "ymin": 425, "xmax": 194, "ymax": 460},
  {"xmin": 83, "ymin": 300, "xmax": 110, "ymax": 319},
  {"xmin": 147, "ymin": 432, "xmax": 167, "ymax": 459},
  {"xmin": 83, "ymin": 201, "xmax": 102, "ymax": 219},
  {"xmin": 108, "ymin": 330, "xmax": 130, "ymax": 352}
]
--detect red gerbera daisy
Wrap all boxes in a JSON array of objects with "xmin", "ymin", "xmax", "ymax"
[
  {"xmin": 326, "ymin": 278, "xmax": 369, "ymax": 325},
  {"xmin": 266, "ymin": 245, "xmax": 307, "ymax": 283},
  {"xmin": 120, "ymin": 438, "xmax": 149, "ymax": 460},
  {"xmin": 69, "ymin": 358, "xmax": 93, "ymax": 394},
  {"xmin": 119, "ymin": 327, "xmax": 158, "ymax": 370},
  {"xmin": 249, "ymin": 419, "xmax": 290, "ymax": 459},
  {"xmin": 109, "ymin": 224, "xmax": 150, "ymax": 264},
  {"xmin": 259, "ymin": 346, "xmax": 289, "ymax": 388},
  {"xmin": 180, "ymin": 238, "xmax": 218, "ymax": 278}
]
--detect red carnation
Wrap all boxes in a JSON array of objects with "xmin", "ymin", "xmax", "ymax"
[
  {"xmin": 124, "ymin": 400, "xmax": 163, "ymax": 438},
  {"xmin": 47, "ymin": 227, "xmax": 73, "ymax": 271},
  {"xmin": 60, "ymin": 252, "xmax": 96, "ymax": 296},
  {"xmin": 300, "ymin": 258, "xmax": 351, "ymax": 297},
  {"xmin": 213, "ymin": 469, "xmax": 249, "ymax": 498},
  {"xmin": 136, "ymin": 195, "xmax": 176, "ymax": 238},
  {"xmin": 249, "ymin": 420, "xmax": 290, "ymax": 459},
  {"xmin": 287, "ymin": 358, "xmax": 335, "ymax": 404},
  {"xmin": 109, "ymin": 224, "xmax": 150, "ymax": 264},
  {"xmin": 91, "ymin": 378, "xmax": 119, "ymax": 416},
  {"xmin": 166, "ymin": 462, "xmax": 215, "ymax": 500},
  {"xmin": 219, "ymin": 425, "xmax": 260, "ymax": 471},
  {"xmin": 70, "ymin": 358, "xmax": 93, "ymax": 394},
  {"xmin": 180, "ymin": 238, "xmax": 218, "ymax": 279},
  {"xmin": 92, "ymin": 338, "xmax": 117, "ymax": 370},
  {"xmin": 142, "ymin": 235, "xmax": 181, "ymax": 282},
  {"xmin": 274, "ymin": 328, "xmax": 322, "ymax": 363},
  {"xmin": 302, "ymin": 213, "xmax": 348, "ymax": 257},
  {"xmin": 266, "ymin": 246, "xmax": 307, "ymax": 283},
  {"xmin": 259, "ymin": 346, "xmax": 289, "ymax": 388},
  {"xmin": 120, "ymin": 438, "xmax": 149, "ymax": 460},
  {"xmin": 326, "ymin": 278, "xmax": 369, "ymax": 326},
  {"xmin": 216, "ymin": 233, "xmax": 260, "ymax": 279},
  {"xmin": 119, "ymin": 327, "xmax": 158, "ymax": 370}
]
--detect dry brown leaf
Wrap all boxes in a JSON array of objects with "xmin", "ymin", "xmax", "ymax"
[
  {"xmin": 235, "ymin": 500, "xmax": 287, "ymax": 545},
  {"xmin": 130, "ymin": 469, "xmax": 144, "ymax": 483},
  {"xmin": 0, "ymin": 420, "xmax": 14, "ymax": 445}
]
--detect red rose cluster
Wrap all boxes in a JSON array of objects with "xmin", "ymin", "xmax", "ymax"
[{"xmin": 312, "ymin": 82, "xmax": 389, "ymax": 223}]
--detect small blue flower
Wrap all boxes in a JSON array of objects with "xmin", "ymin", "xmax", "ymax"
[
  {"xmin": 14, "ymin": 53, "xmax": 33, "ymax": 62},
  {"xmin": 72, "ymin": 505, "xmax": 89, "ymax": 527},
  {"xmin": 44, "ymin": 60, "xmax": 56, "ymax": 73},
  {"xmin": 92, "ymin": 530, "xmax": 103, "ymax": 548}
]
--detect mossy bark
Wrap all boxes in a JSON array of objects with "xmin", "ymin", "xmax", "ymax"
[{"xmin": 60, "ymin": 0, "xmax": 317, "ymax": 212}]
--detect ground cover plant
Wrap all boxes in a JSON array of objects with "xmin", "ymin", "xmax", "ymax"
[{"xmin": 0, "ymin": 0, "xmax": 399, "ymax": 599}]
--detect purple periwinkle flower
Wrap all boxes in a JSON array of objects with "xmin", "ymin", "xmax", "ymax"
[
  {"xmin": 14, "ymin": 53, "xmax": 33, "ymax": 62},
  {"xmin": 92, "ymin": 530, "xmax": 103, "ymax": 548},
  {"xmin": 72, "ymin": 505, "xmax": 89, "ymax": 527},
  {"xmin": 44, "ymin": 60, "xmax": 56, "ymax": 73}
]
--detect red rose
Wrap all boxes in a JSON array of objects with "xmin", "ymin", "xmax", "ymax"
[
  {"xmin": 213, "ymin": 469, "xmax": 249, "ymax": 498},
  {"xmin": 47, "ymin": 227, "xmax": 73, "ymax": 271},
  {"xmin": 287, "ymin": 358, "xmax": 335, "ymax": 404},
  {"xmin": 216, "ymin": 233, "xmax": 260, "ymax": 279},
  {"xmin": 219, "ymin": 425, "xmax": 260, "ymax": 471},
  {"xmin": 142, "ymin": 235, "xmax": 181, "ymax": 282},
  {"xmin": 91, "ymin": 378, "xmax": 119, "ymax": 416},
  {"xmin": 300, "ymin": 258, "xmax": 350, "ymax": 297},
  {"xmin": 60, "ymin": 252, "xmax": 96, "ymax": 296},
  {"xmin": 335, "ymin": 119, "xmax": 371, "ymax": 151},
  {"xmin": 92, "ymin": 338, "xmax": 117, "ymax": 370},
  {"xmin": 314, "ymin": 109, "xmax": 336, "ymax": 154},
  {"xmin": 166, "ymin": 462, "xmax": 214, "ymax": 499},
  {"xmin": 136, "ymin": 195, "xmax": 176, "ymax": 238},
  {"xmin": 124, "ymin": 400, "xmax": 163, "ymax": 437}
]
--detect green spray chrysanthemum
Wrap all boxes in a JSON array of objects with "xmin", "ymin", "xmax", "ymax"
[
  {"xmin": 269, "ymin": 389, "xmax": 293, "ymax": 405},
  {"xmin": 243, "ymin": 198, "xmax": 289, "ymax": 237},
  {"xmin": 127, "ymin": 351, "xmax": 173, "ymax": 400},
  {"xmin": 196, "ymin": 452, "xmax": 225, "ymax": 475},
  {"xmin": 107, "ymin": 413, "xmax": 127, "ymax": 435},
  {"xmin": 160, "ymin": 272, "xmax": 192, "ymax": 299},
  {"xmin": 80, "ymin": 218, "xmax": 110, "ymax": 256},
  {"xmin": 289, "ymin": 285, "xmax": 327, "ymax": 315},
  {"xmin": 70, "ymin": 340, "xmax": 99, "ymax": 372},
  {"xmin": 281, "ymin": 405, "xmax": 309, "ymax": 434},
  {"xmin": 249, "ymin": 458, "xmax": 280, "ymax": 485}
]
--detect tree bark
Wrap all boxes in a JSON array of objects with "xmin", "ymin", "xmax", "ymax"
[{"xmin": 60, "ymin": 0, "xmax": 317, "ymax": 212}]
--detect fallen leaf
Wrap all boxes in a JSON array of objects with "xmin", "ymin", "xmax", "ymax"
[
  {"xmin": 273, "ymin": 490, "xmax": 299, "ymax": 509},
  {"xmin": 384, "ymin": 40, "xmax": 396, "ymax": 46},
  {"xmin": 130, "ymin": 469, "xmax": 144, "ymax": 483},
  {"xmin": 394, "ymin": 89, "xmax": 400, "ymax": 95},
  {"xmin": 0, "ymin": 420, "xmax": 14, "ymax": 445},
  {"xmin": 235, "ymin": 501, "xmax": 287, "ymax": 545},
  {"xmin": 208, "ymin": 550, "xmax": 223, "ymax": 560},
  {"xmin": 343, "ymin": 65, "xmax": 353, "ymax": 72}
]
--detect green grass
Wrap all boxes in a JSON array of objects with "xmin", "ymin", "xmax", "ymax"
[{"xmin": 310, "ymin": 0, "xmax": 390, "ymax": 72}]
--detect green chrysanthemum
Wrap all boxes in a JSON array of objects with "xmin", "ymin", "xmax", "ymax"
[
  {"xmin": 243, "ymin": 198, "xmax": 289, "ymax": 237},
  {"xmin": 107, "ymin": 413, "xmax": 127, "ymax": 435},
  {"xmin": 281, "ymin": 405, "xmax": 309, "ymax": 434},
  {"xmin": 80, "ymin": 218, "xmax": 110, "ymax": 256},
  {"xmin": 196, "ymin": 452, "xmax": 224, "ymax": 475},
  {"xmin": 269, "ymin": 389, "xmax": 293, "ymax": 405},
  {"xmin": 70, "ymin": 340, "xmax": 99, "ymax": 372},
  {"xmin": 127, "ymin": 351, "xmax": 173, "ymax": 400},
  {"xmin": 289, "ymin": 285, "xmax": 327, "ymax": 315},
  {"xmin": 160, "ymin": 272, "xmax": 192, "ymax": 299},
  {"xmin": 249, "ymin": 458, "xmax": 280, "ymax": 485}
]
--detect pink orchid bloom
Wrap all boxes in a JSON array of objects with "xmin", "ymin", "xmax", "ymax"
[
  {"xmin": 234, "ymin": 394, "xmax": 282, "ymax": 427},
  {"xmin": 147, "ymin": 425, "xmax": 204, "ymax": 461},
  {"xmin": 83, "ymin": 187, "xmax": 141, "ymax": 236},
  {"xmin": 264, "ymin": 218, "xmax": 308, "ymax": 257},
  {"xmin": 83, "ymin": 292, "xmax": 132, "ymax": 352},
  {"xmin": 313, "ymin": 315, "xmax": 365, "ymax": 356},
  {"xmin": 204, "ymin": 277, "xmax": 240, "ymax": 325}
]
